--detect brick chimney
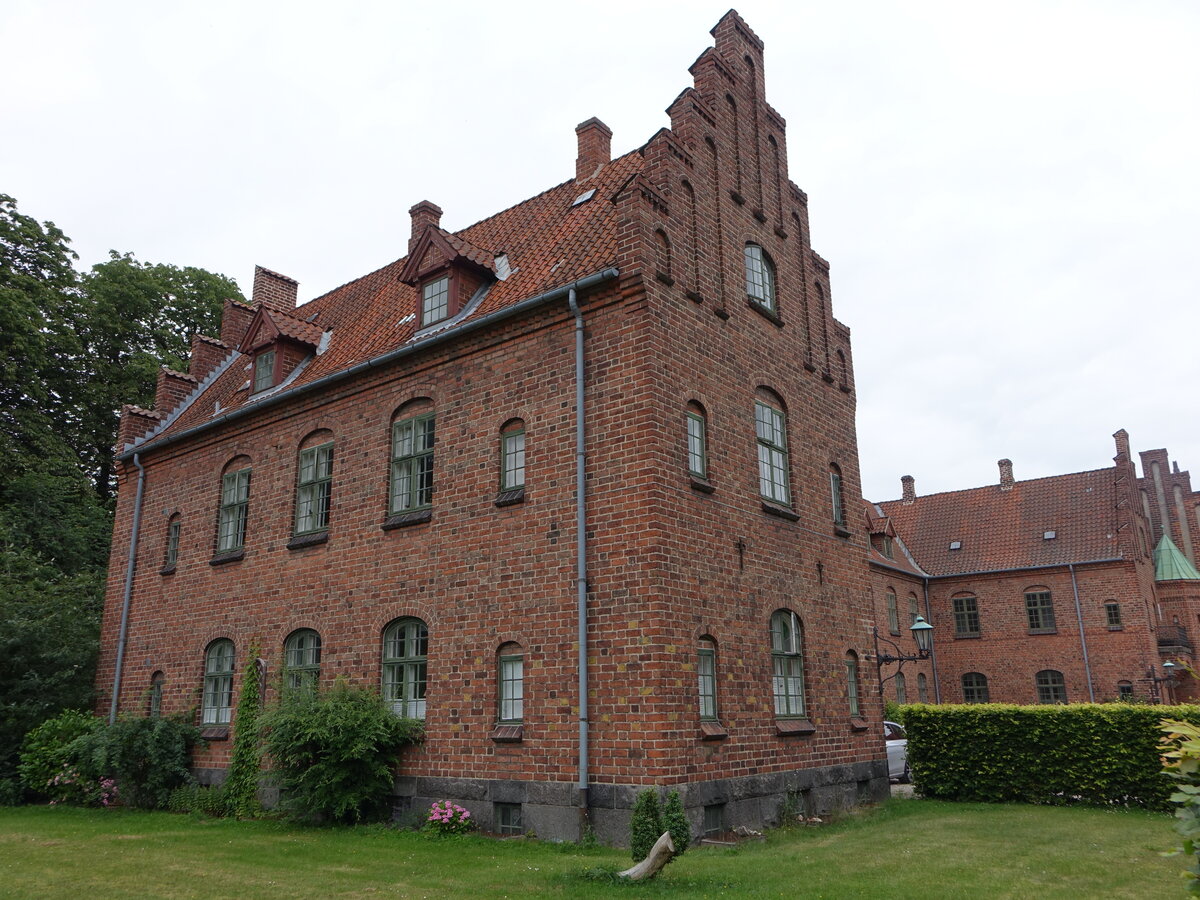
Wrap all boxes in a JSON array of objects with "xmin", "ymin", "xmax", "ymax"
[
  {"xmin": 575, "ymin": 117, "xmax": 612, "ymax": 182},
  {"xmin": 901, "ymin": 475, "xmax": 915, "ymax": 505},
  {"xmin": 409, "ymin": 201, "xmax": 443, "ymax": 253},
  {"xmin": 1113, "ymin": 429, "xmax": 1131, "ymax": 464},
  {"xmin": 252, "ymin": 266, "xmax": 298, "ymax": 312},
  {"xmin": 999, "ymin": 458, "xmax": 1014, "ymax": 491}
]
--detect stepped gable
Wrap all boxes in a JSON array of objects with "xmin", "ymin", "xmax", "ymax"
[
  {"xmin": 879, "ymin": 468, "xmax": 1124, "ymax": 577},
  {"xmin": 148, "ymin": 149, "xmax": 642, "ymax": 444}
]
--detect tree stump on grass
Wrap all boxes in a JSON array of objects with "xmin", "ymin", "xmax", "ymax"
[{"xmin": 617, "ymin": 831, "xmax": 675, "ymax": 881}]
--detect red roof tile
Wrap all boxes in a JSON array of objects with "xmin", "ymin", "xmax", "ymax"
[
  {"xmin": 145, "ymin": 150, "xmax": 642, "ymax": 446},
  {"xmin": 878, "ymin": 469, "xmax": 1126, "ymax": 576}
]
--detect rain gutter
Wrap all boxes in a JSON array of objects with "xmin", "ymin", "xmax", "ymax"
[
  {"xmin": 109, "ymin": 453, "xmax": 145, "ymax": 724},
  {"xmin": 567, "ymin": 286, "xmax": 590, "ymax": 833}
]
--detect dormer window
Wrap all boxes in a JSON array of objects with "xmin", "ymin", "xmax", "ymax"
[
  {"xmin": 422, "ymin": 276, "xmax": 451, "ymax": 326},
  {"xmin": 253, "ymin": 349, "xmax": 276, "ymax": 393}
]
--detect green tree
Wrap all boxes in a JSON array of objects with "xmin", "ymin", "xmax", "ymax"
[
  {"xmin": 662, "ymin": 790, "xmax": 691, "ymax": 856},
  {"xmin": 629, "ymin": 788, "xmax": 664, "ymax": 862}
]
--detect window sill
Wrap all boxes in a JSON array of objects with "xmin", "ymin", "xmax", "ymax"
[
  {"xmin": 494, "ymin": 488, "xmax": 525, "ymax": 508},
  {"xmin": 382, "ymin": 509, "xmax": 432, "ymax": 531},
  {"xmin": 685, "ymin": 290, "xmax": 703, "ymax": 304},
  {"xmin": 839, "ymin": 384, "xmax": 852, "ymax": 394},
  {"xmin": 850, "ymin": 717, "xmax": 869, "ymax": 732},
  {"xmin": 747, "ymin": 298, "xmax": 783, "ymax": 327},
  {"xmin": 1028, "ymin": 628, "xmax": 1058, "ymax": 636},
  {"xmin": 700, "ymin": 721, "xmax": 728, "ymax": 741},
  {"xmin": 199, "ymin": 726, "xmax": 230, "ymax": 741},
  {"xmin": 803, "ymin": 361, "xmax": 816, "ymax": 373},
  {"xmin": 954, "ymin": 633, "xmax": 982, "ymax": 640},
  {"xmin": 209, "ymin": 550, "xmax": 244, "ymax": 567},
  {"xmin": 776, "ymin": 719, "xmax": 816, "ymax": 737},
  {"xmin": 490, "ymin": 724, "xmax": 523, "ymax": 743},
  {"xmin": 690, "ymin": 477, "xmax": 715, "ymax": 494},
  {"xmin": 761, "ymin": 501, "xmax": 799, "ymax": 522},
  {"xmin": 774, "ymin": 225, "xmax": 788, "ymax": 239},
  {"xmin": 752, "ymin": 208, "xmax": 767, "ymax": 223},
  {"xmin": 287, "ymin": 531, "xmax": 328, "ymax": 551},
  {"xmin": 833, "ymin": 524, "xmax": 851, "ymax": 538},
  {"xmin": 655, "ymin": 270, "xmax": 675, "ymax": 287},
  {"xmin": 821, "ymin": 373, "xmax": 835, "ymax": 384},
  {"xmin": 1107, "ymin": 625, "xmax": 1124, "ymax": 632},
  {"xmin": 159, "ymin": 565, "xmax": 176, "ymax": 576},
  {"xmin": 729, "ymin": 189, "xmax": 746, "ymax": 205}
]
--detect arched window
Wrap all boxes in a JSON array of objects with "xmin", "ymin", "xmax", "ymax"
[
  {"xmin": 908, "ymin": 594, "xmax": 920, "ymax": 629},
  {"xmin": 202, "ymin": 639, "xmax": 235, "ymax": 725},
  {"xmin": 383, "ymin": 618, "xmax": 428, "ymax": 718},
  {"xmin": 829, "ymin": 464, "xmax": 845, "ymax": 527},
  {"xmin": 1117, "ymin": 680, "xmax": 1134, "ymax": 701},
  {"xmin": 216, "ymin": 459, "xmax": 251, "ymax": 555},
  {"xmin": 686, "ymin": 402, "xmax": 708, "ymax": 480},
  {"xmin": 1036, "ymin": 669, "xmax": 1067, "ymax": 704},
  {"xmin": 895, "ymin": 672, "xmax": 907, "ymax": 704},
  {"xmin": 953, "ymin": 594, "xmax": 980, "ymax": 637},
  {"xmin": 962, "ymin": 672, "xmax": 989, "ymax": 703},
  {"xmin": 744, "ymin": 244, "xmax": 776, "ymax": 313},
  {"xmin": 698, "ymin": 637, "xmax": 718, "ymax": 721},
  {"xmin": 654, "ymin": 229, "xmax": 672, "ymax": 281},
  {"xmin": 295, "ymin": 435, "xmax": 334, "ymax": 536},
  {"xmin": 845, "ymin": 651, "xmax": 861, "ymax": 718},
  {"xmin": 886, "ymin": 591, "xmax": 899, "ymax": 635},
  {"xmin": 498, "ymin": 642, "xmax": 524, "ymax": 723},
  {"xmin": 1024, "ymin": 588, "xmax": 1056, "ymax": 633},
  {"xmin": 500, "ymin": 419, "xmax": 526, "ymax": 492},
  {"xmin": 917, "ymin": 672, "xmax": 929, "ymax": 704},
  {"xmin": 284, "ymin": 629, "xmax": 322, "ymax": 694},
  {"xmin": 769, "ymin": 610, "xmax": 805, "ymax": 717},
  {"xmin": 755, "ymin": 390, "xmax": 790, "ymax": 505},
  {"xmin": 390, "ymin": 401, "xmax": 435, "ymax": 515},
  {"xmin": 163, "ymin": 514, "xmax": 181, "ymax": 571},
  {"xmin": 149, "ymin": 671, "xmax": 165, "ymax": 717}
]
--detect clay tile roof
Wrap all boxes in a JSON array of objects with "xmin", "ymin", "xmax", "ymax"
[
  {"xmin": 144, "ymin": 150, "xmax": 642, "ymax": 446},
  {"xmin": 263, "ymin": 306, "xmax": 325, "ymax": 347},
  {"xmin": 878, "ymin": 468, "xmax": 1125, "ymax": 576}
]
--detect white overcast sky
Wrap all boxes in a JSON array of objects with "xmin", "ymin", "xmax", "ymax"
[{"xmin": 5, "ymin": 0, "xmax": 1198, "ymax": 501}]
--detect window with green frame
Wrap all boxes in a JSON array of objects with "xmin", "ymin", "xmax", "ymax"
[
  {"xmin": 164, "ymin": 516, "xmax": 181, "ymax": 568},
  {"xmin": 1035, "ymin": 669, "xmax": 1067, "ymax": 704},
  {"xmin": 686, "ymin": 406, "xmax": 707, "ymax": 479},
  {"xmin": 202, "ymin": 639, "xmax": 235, "ymax": 725},
  {"xmin": 284, "ymin": 629, "xmax": 321, "ymax": 694},
  {"xmin": 390, "ymin": 412, "xmax": 434, "ymax": 513},
  {"xmin": 755, "ymin": 397, "xmax": 790, "ymax": 505},
  {"xmin": 845, "ymin": 651, "xmax": 860, "ymax": 717},
  {"xmin": 500, "ymin": 421, "xmax": 525, "ymax": 491},
  {"xmin": 917, "ymin": 672, "xmax": 929, "ymax": 703},
  {"xmin": 383, "ymin": 618, "xmax": 427, "ymax": 718},
  {"xmin": 953, "ymin": 594, "xmax": 980, "ymax": 637},
  {"xmin": 895, "ymin": 671, "xmax": 907, "ymax": 704},
  {"xmin": 149, "ymin": 671, "xmax": 165, "ymax": 717},
  {"xmin": 830, "ymin": 464, "xmax": 845, "ymax": 526},
  {"xmin": 744, "ymin": 244, "xmax": 776, "ymax": 313},
  {"xmin": 422, "ymin": 275, "xmax": 450, "ymax": 326},
  {"xmin": 698, "ymin": 637, "xmax": 718, "ymax": 721},
  {"xmin": 295, "ymin": 441, "xmax": 334, "ymax": 534},
  {"xmin": 253, "ymin": 349, "xmax": 276, "ymax": 393},
  {"xmin": 1105, "ymin": 601, "xmax": 1122, "ymax": 629},
  {"xmin": 886, "ymin": 591, "xmax": 899, "ymax": 635},
  {"xmin": 908, "ymin": 595, "xmax": 920, "ymax": 628},
  {"xmin": 769, "ymin": 610, "xmax": 805, "ymax": 717},
  {"xmin": 498, "ymin": 644, "xmax": 523, "ymax": 723},
  {"xmin": 1025, "ymin": 590, "xmax": 1056, "ymax": 633},
  {"xmin": 962, "ymin": 671, "xmax": 989, "ymax": 703},
  {"xmin": 216, "ymin": 467, "xmax": 251, "ymax": 553}
]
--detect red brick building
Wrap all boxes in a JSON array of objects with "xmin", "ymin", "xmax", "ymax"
[
  {"xmin": 96, "ymin": 12, "xmax": 888, "ymax": 842},
  {"xmin": 866, "ymin": 431, "xmax": 1200, "ymax": 707}
]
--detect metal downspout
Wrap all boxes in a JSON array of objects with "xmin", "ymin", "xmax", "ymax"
[
  {"xmin": 1069, "ymin": 563, "xmax": 1096, "ymax": 702},
  {"xmin": 109, "ymin": 453, "xmax": 146, "ymax": 724},
  {"xmin": 923, "ymin": 578, "xmax": 942, "ymax": 703},
  {"xmin": 568, "ymin": 286, "xmax": 590, "ymax": 832}
]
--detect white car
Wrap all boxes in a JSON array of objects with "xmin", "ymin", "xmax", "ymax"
[{"xmin": 885, "ymin": 720, "xmax": 911, "ymax": 784}]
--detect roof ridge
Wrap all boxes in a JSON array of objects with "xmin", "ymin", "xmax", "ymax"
[{"xmin": 877, "ymin": 465, "xmax": 1116, "ymax": 505}]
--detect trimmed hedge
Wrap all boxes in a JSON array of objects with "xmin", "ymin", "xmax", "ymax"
[{"xmin": 901, "ymin": 703, "xmax": 1200, "ymax": 810}]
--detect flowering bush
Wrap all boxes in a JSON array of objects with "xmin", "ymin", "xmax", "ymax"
[
  {"xmin": 424, "ymin": 800, "xmax": 474, "ymax": 835},
  {"xmin": 46, "ymin": 767, "xmax": 118, "ymax": 807}
]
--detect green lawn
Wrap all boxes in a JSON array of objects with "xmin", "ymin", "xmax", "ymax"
[{"xmin": 0, "ymin": 799, "xmax": 1184, "ymax": 898}]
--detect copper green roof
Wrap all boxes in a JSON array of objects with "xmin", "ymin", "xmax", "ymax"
[{"xmin": 1154, "ymin": 536, "xmax": 1200, "ymax": 582}]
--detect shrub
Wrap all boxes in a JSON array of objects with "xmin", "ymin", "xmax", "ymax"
[
  {"xmin": 71, "ymin": 715, "xmax": 200, "ymax": 809},
  {"xmin": 629, "ymin": 788, "xmax": 664, "ymax": 862},
  {"xmin": 904, "ymin": 702, "xmax": 1200, "ymax": 809},
  {"xmin": 166, "ymin": 783, "xmax": 229, "ymax": 817},
  {"xmin": 18, "ymin": 709, "xmax": 101, "ymax": 800},
  {"xmin": 0, "ymin": 778, "xmax": 23, "ymax": 806},
  {"xmin": 662, "ymin": 790, "xmax": 691, "ymax": 856},
  {"xmin": 261, "ymin": 678, "xmax": 423, "ymax": 824},
  {"xmin": 423, "ymin": 800, "xmax": 475, "ymax": 835},
  {"xmin": 223, "ymin": 645, "xmax": 263, "ymax": 818},
  {"xmin": 1161, "ymin": 719, "xmax": 1200, "ymax": 892}
]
